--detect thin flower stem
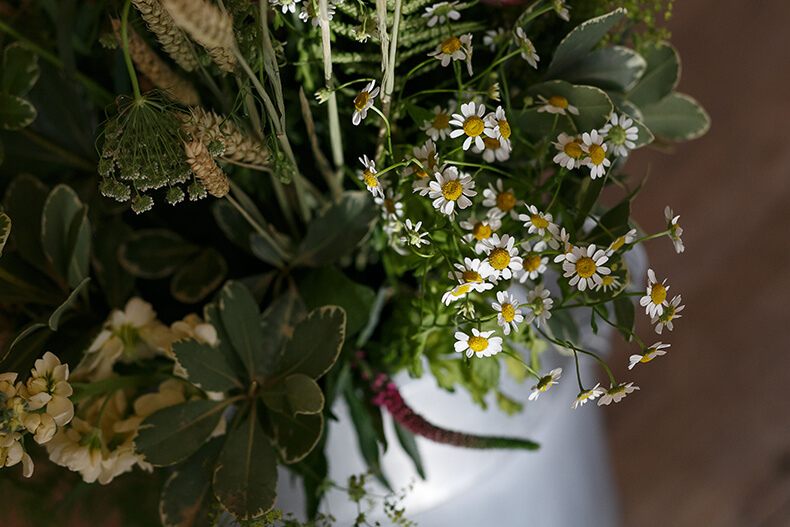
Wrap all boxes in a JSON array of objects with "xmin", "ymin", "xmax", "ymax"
[
  {"xmin": 120, "ymin": 0, "xmax": 142, "ymax": 101},
  {"xmin": 593, "ymin": 307, "xmax": 647, "ymax": 349},
  {"xmin": 404, "ymin": 88, "xmax": 486, "ymax": 101},
  {"xmin": 464, "ymin": 50, "xmax": 521, "ymax": 87},
  {"xmin": 224, "ymin": 193, "xmax": 290, "ymax": 261},
  {"xmin": 572, "ymin": 349, "xmax": 585, "ymax": 392},
  {"xmin": 634, "ymin": 229, "xmax": 672, "ymax": 244},
  {"xmin": 218, "ymin": 156, "xmax": 272, "ymax": 172},
  {"xmin": 501, "ymin": 349, "xmax": 541, "ymax": 380},
  {"xmin": 370, "ymin": 105, "xmax": 394, "ymax": 161},
  {"xmin": 443, "ymin": 160, "xmax": 516, "ymax": 180},
  {"xmin": 318, "ymin": 0, "xmax": 344, "ymax": 175},
  {"xmin": 536, "ymin": 326, "xmax": 617, "ymax": 386}
]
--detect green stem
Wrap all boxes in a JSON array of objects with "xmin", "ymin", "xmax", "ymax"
[
  {"xmin": 120, "ymin": 0, "xmax": 142, "ymax": 101},
  {"xmin": 501, "ymin": 349, "xmax": 541, "ymax": 380},
  {"xmin": 535, "ymin": 326, "xmax": 617, "ymax": 386},
  {"xmin": 370, "ymin": 105, "xmax": 394, "ymax": 161},
  {"xmin": 20, "ymin": 129, "xmax": 95, "ymax": 172},
  {"xmin": 224, "ymin": 193, "xmax": 291, "ymax": 261}
]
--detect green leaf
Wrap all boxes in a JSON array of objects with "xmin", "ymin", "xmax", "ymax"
[
  {"xmin": 294, "ymin": 192, "xmax": 377, "ymax": 267},
  {"xmin": 640, "ymin": 92, "xmax": 711, "ymax": 142},
  {"xmin": 172, "ymin": 339, "xmax": 242, "ymax": 393},
  {"xmin": 275, "ymin": 306, "xmax": 346, "ymax": 381},
  {"xmin": 342, "ymin": 383, "xmax": 390, "ymax": 490},
  {"xmin": 40, "ymin": 184, "xmax": 84, "ymax": 284},
  {"xmin": 470, "ymin": 354, "xmax": 501, "ymax": 390},
  {"xmin": 522, "ymin": 81, "xmax": 613, "ymax": 141},
  {"xmin": 2, "ymin": 42, "xmax": 41, "ymax": 97},
  {"xmin": 48, "ymin": 276, "xmax": 90, "ymax": 330},
  {"xmin": 134, "ymin": 400, "xmax": 227, "ymax": 467},
  {"xmin": 297, "ymin": 266, "xmax": 375, "ymax": 336},
  {"xmin": 560, "ymin": 46, "xmax": 646, "ymax": 92},
  {"xmin": 213, "ymin": 412, "xmax": 278, "ymax": 519},
  {"xmin": 285, "ymin": 374, "xmax": 324, "ymax": 415},
  {"xmin": 393, "ymin": 421, "xmax": 426, "ymax": 480},
  {"xmin": 249, "ymin": 232, "xmax": 285, "ymax": 268},
  {"xmin": 0, "ymin": 322, "xmax": 50, "ymax": 371},
  {"xmin": 91, "ymin": 218, "xmax": 135, "ymax": 308},
  {"xmin": 1, "ymin": 321, "xmax": 48, "ymax": 362},
  {"xmin": 65, "ymin": 204, "xmax": 90, "ymax": 289},
  {"xmin": 4, "ymin": 174, "xmax": 49, "ymax": 268},
  {"xmin": 203, "ymin": 303, "xmax": 246, "ymax": 377},
  {"xmin": 119, "ymin": 229, "xmax": 199, "ymax": 279},
  {"xmin": 584, "ymin": 199, "xmax": 631, "ymax": 246},
  {"xmin": 211, "ymin": 200, "xmax": 253, "ymax": 254},
  {"xmin": 0, "ymin": 92, "xmax": 36, "ymax": 130},
  {"xmin": 495, "ymin": 391, "xmax": 524, "ymax": 416},
  {"xmin": 613, "ymin": 295, "xmax": 635, "ymax": 342},
  {"xmin": 218, "ymin": 281, "xmax": 263, "ymax": 379},
  {"xmin": 159, "ymin": 438, "xmax": 223, "ymax": 527},
  {"xmin": 258, "ymin": 287, "xmax": 306, "ymax": 381},
  {"xmin": 546, "ymin": 8, "xmax": 627, "ymax": 78},
  {"xmin": 270, "ymin": 410, "xmax": 323, "ymax": 464},
  {"xmin": 0, "ymin": 253, "xmax": 62, "ymax": 305},
  {"xmin": 0, "ymin": 212, "xmax": 10, "ymax": 258},
  {"xmin": 628, "ymin": 41, "xmax": 680, "ymax": 108},
  {"xmin": 170, "ymin": 248, "xmax": 227, "ymax": 304}
]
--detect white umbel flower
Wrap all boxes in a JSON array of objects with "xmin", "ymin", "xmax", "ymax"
[
  {"xmin": 421, "ymin": 1, "xmax": 460, "ymax": 27},
  {"xmin": 427, "ymin": 165, "xmax": 477, "ymax": 217},
  {"xmin": 639, "ymin": 268, "xmax": 670, "ymax": 318},
  {"xmin": 552, "ymin": 132, "xmax": 584, "ymax": 170},
  {"xmin": 454, "ymin": 328, "xmax": 503, "ymax": 358},
  {"xmin": 479, "ymin": 233, "xmax": 523, "ymax": 281},
  {"xmin": 491, "ymin": 291, "xmax": 524, "ymax": 335},
  {"xmin": 581, "ymin": 130, "xmax": 611, "ymax": 179},
  {"xmin": 523, "ymin": 284, "xmax": 553, "ymax": 327},
  {"xmin": 449, "ymin": 101, "xmax": 491, "ymax": 151},
  {"xmin": 562, "ymin": 244, "xmax": 611, "ymax": 291},
  {"xmin": 352, "ymin": 80, "xmax": 380, "ymax": 126},
  {"xmin": 628, "ymin": 342, "xmax": 670, "ymax": 370},
  {"xmin": 482, "ymin": 179, "xmax": 522, "ymax": 220},
  {"xmin": 536, "ymin": 94, "xmax": 579, "ymax": 116},
  {"xmin": 598, "ymin": 382, "xmax": 639, "ymax": 406},
  {"xmin": 514, "ymin": 27, "xmax": 539, "ymax": 69},
  {"xmin": 529, "ymin": 368, "xmax": 562, "ymax": 401},
  {"xmin": 358, "ymin": 155, "xmax": 384, "ymax": 198},
  {"xmin": 599, "ymin": 113, "xmax": 639, "ymax": 157}
]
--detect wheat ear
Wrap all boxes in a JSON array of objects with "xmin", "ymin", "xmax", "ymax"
[
  {"xmin": 161, "ymin": 0, "xmax": 237, "ymax": 72},
  {"xmin": 131, "ymin": 0, "xmax": 198, "ymax": 72},
  {"xmin": 184, "ymin": 140, "xmax": 229, "ymax": 198},
  {"xmin": 181, "ymin": 107, "xmax": 270, "ymax": 166}
]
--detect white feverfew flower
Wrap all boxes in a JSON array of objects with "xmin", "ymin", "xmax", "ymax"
[
  {"xmin": 352, "ymin": 80, "xmax": 380, "ymax": 126},
  {"xmin": 665, "ymin": 206, "xmax": 685, "ymax": 253},
  {"xmin": 454, "ymin": 328, "xmax": 503, "ymax": 358},
  {"xmin": 271, "ymin": 0, "xmax": 302, "ymax": 14},
  {"xmin": 491, "ymin": 291, "xmax": 524, "ymax": 335},
  {"xmin": 571, "ymin": 384, "xmax": 606, "ymax": 409},
  {"xmin": 552, "ymin": 132, "xmax": 584, "ymax": 170},
  {"xmin": 482, "ymin": 179, "xmax": 522, "ymax": 220},
  {"xmin": 517, "ymin": 241, "xmax": 549, "ymax": 283},
  {"xmin": 599, "ymin": 113, "xmax": 639, "ymax": 157},
  {"xmin": 400, "ymin": 219, "xmax": 430, "ymax": 248},
  {"xmin": 422, "ymin": 1, "xmax": 460, "ymax": 27},
  {"xmin": 529, "ymin": 368, "xmax": 562, "ymax": 401},
  {"xmin": 639, "ymin": 268, "xmax": 670, "ymax": 318},
  {"xmin": 374, "ymin": 189, "xmax": 404, "ymax": 221},
  {"xmin": 553, "ymin": 0, "xmax": 570, "ymax": 21},
  {"xmin": 448, "ymin": 257, "xmax": 494, "ymax": 290},
  {"xmin": 581, "ymin": 130, "xmax": 611, "ymax": 179},
  {"xmin": 597, "ymin": 382, "xmax": 639, "ymax": 406},
  {"xmin": 514, "ymin": 27, "xmax": 539, "ymax": 69},
  {"xmin": 519, "ymin": 204, "xmax": 555, "ymax": 237},
  {"xmin": 536, "ymin": 94, "xmax": 579, "ymax": 116},
  {"xmin": 427, "ymin": 165, "xmax": 476, "ymax": 218},
  {"xmin": 549, "ymin": 225, "xmax": 572, "ymax": 254},
  {"xmin": 479, "ymin": 233, "xmax": 523, "ymax": 281},
  {"xmin": 595, "ymin": 275, "xmax": 622, "ymax": 293},
  {"xmin": 449, "ymin": 101, "xmax": 491, "ymax": 151},
  {"xmin": 474, "ymin": 136, "xmax": 511, "ymax": 163},
  {"xmin": 562, "ymin": 244, "xmax": 611, "ymax": 292},
  {"xmin": 25, "ymin": 352, "xmax": 74, "ymax": 427},
  {"xmin": 421, "ymin": 102, "xmax": 456, "ymax": 141},
  {"xmin": 483, "ymin": 28, "xmax": 506, "ymax": 52},
  {"xmin": 484, "ymin": 106, "xmax": 512, "ymax": 148},
  {"xmin": 523, "ymin": 284, "xmax": 553, "ymax": 327},
  {"xmin": 358, "ymin": 155, "xmax": 384, "ymax": 198},
  {"xmin": 429, "ymin": 34, "xmax": 473, "ymax": 76},
  {"xmin": 407, "ymin": 140, "xmax": 440, "ymax": 195},
  {"xmin": 299, "ymin": 1, "xmax": 335, "ymax": 26},
  {"xmin": 460, "ymin": 216, "xmax": 501, "ymax": 253},
  {"xmin": 628, "ymin": 342, "xmax": 670, "ymax": 370},
  {"xmin": 652, "ymin": 294, "xmax": 685, "ymax": 334},
  {"xmin": 607, "ymin": 228, "xmax": 637, "ymax": 255}
]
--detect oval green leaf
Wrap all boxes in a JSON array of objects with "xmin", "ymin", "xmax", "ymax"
[
  {"xmin": 218, "ymin": 281, "xmax": 263, "ymax": 380},
  {"xmin": 40, "ymin": 184, "xmax": 84, "ymax": 284},
  {"xmin": 270, "ymin": 410, "xmax": 323, "ymax": 464},
  {"xmin": 119, "ymin": 229, "xmax": 199, "ymax": 279},
  {"xmin": 4, "ymin": 174, "xmax": 49, "ymax": 268},
  {"xmin": 0, "ymin": 92, "xmax": 36, "ymax": 130},
  {"xmin": 546, "ymin": 8, "xmax": 627, "ymax": 78},
  {"xmin": 276, "ymin": 306, "xmax": 346, "ymax": 381},
  {"xmin": 170, "ymin": 248, "xmax": 227, "ymax": 304},
  {"xmin": 522, "ymin": 80, "xmax": 613, "ymax": 140},
  {"xmin": 172, "ymin": 339, "xmax": 242, "ymax": 393},
  {"xmin": 561, "ymin": 46, "xmax": 647, "ymax": 92},
  {"xmin": 2, "ymin": 42, "xmax": 40, "ymax": 97},
  {"xmin": 628, "ymin": 41, "xmax": 680, "ymax": 108},
  {"xmin": 641, "ymin": 92, "xmax": 711, "ymax": 142}
]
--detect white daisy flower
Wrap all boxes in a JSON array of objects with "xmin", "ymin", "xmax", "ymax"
[
  {"xmin": 517, "ymin": 241, "xmax": 548, "ymax": 283},
  {"xmin": 595, "ymin": 275, "xmax": 622, "ymax": 293},
  {"xmin": 492, "ymin": 291, "xmax": 524, "ymax": 335},
  {"xmin": 639, "ymin": 268, "xmax": 670, "ymax": 318},
  {"xmin": 628, "ymin": 342, "xmax": 670, "ymax": 370},
  {"xmin": 271, "ymin": 0, "xmax": 302, "ymax": 14},
  {"xmin": 400, "ymin": 219, "xmax": 430, "ymax": 248},
  {"xmin": 383, "ymin": 222, "xmax": 409, "ymax": 256},
  {"xmin": 553, "ymin": 0, "xmax": 570, "ymax": 21},
  {"xmin": 652, "ymin": 294, "xmax": 684, "ymax": 334},
  {"xmin": 429, "ymin": 34, "xmax": 473, "ymax": 76},
  {"xmin": 441, "ymin": 283, "xmax": 472, "ymax": 305},
  {"xmin": 407, "ymin": 140, "xmax": 440, "ymax": 195},
  {"xmin": 427, "ymin": 165, "xmax": 477, "ymax": 218},
  {"xmin": 448, "ymin": 257, "xmax": 494, "ymax": 287},
  {"xmin": 562, "ymin": 244, "xmax": 611, "ymax": 292},
  {"xmin": 298, "ymin": 0, "xmax": 335, "ymax": 26},
  {"xmin": 536, "ymin": 94, "xmax": 579, "ymax": 116},
  {"xmin": 552, "ymin": 132, "xmax": 584, "ymax": 170},
  {"xmin": 454, "ymin": 328, "xmax": 503, "ymax": 358},
  {"xmin": 599, "ymin": 113, "xmax": 639, "ymax": 157},
  {"xmin": 421, "ymin": 102, "xmax": 456, "ymax": 141},
  {"xmin": 374, "ymin": 189, "xmax": 404, "ymax": 221},
  {"xmin": 514, "ymin": 27, "xmax": 539, "ymax": 69},
  {"xmin": 597, "ymin": 382, "xmax": 639, "ymax": 406},
  {"xmin": 549, "ymin": 225, "xmax": 571, "ymax": 254},
  {"xmin": 479, "ymin": 233, "xmax": 523, "ymax": 280},
  {"xmin": 482, "ymin": 179, "xmax": 522, "ymax": 220},
  {"xmin": 581, "ymin": 130, "xmax": 611, "ymax": 179},
  {"xmin": 571, "ymin": 384, "xmax": 606, "ymax": 409},
  {"xmin": 459, "ymin": 216, "xmax": 501, "ymax": 253},
  {"xmin": 352, "ymin": 80, "xmax": 380, "ymax": 126},
  {"xmin": 607, "ymin": 228, "xmax": 637, "ymax": 255},
  {"xmin": 473, "ymin": 136, "xmax": 511, "ymax": 163},
  {"xmin": 665, "ymin": 205, "xmax": 685, "ymax": 253},
  {"xmin": 421, "ymin": 1, "xmax": 461, "ymax": 27},
  {"xmin": 484, "ymin": 106, "xmax": 512, "ymax": 148},
  {"xmin": 529, "ymin": 368, "xmax": 562, "ymax": 401},
  {"xmin": 483, "ymin": 28, "xmax": 506, "ymax": 52},
  {"xmin": 449, "ymin": 101, "xmax": 491, "ymax": 151},
  {"xmin": 519, "ymin": 204, "xmax": 555, "ymax": 237},
  {"xmin": 523, "ymin": 284, "xmax": 553, "ymax": 327},
  {"xmin": 358, "ymin": 155, "xmax": 384, "ymax": 198}
]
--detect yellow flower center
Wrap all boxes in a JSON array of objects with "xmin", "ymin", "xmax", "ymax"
[
  {"xmin": 501, "ymin": 303, "xmax": 516, "ymax": 322},
  {"xmin": 472, "ymin": 222, "xmax": 492, "ymax": 240},
  {"xmin": 363, "ymin": 169, "xmax": 378, "ymax": 188},
  {"xmin": 441, "ymin": 180, "xmax": 464, "ymax": 201},
  {"xmin": 575, "ymin": 256, "xmax": 596, "ymax": 278},
  {"xmin": 483, "ymin": 137, "xmax": 500, "ymax": 150},
  {"xmin": 524, "ymin": 254, "xmax": 541, "ymax": 273},
  {"xmin": 563, "ymin": 141, "xmax": 583, "ymax": 159},
  {"xmin": 441, "ymin": 37, "xmax": 462, "ymax": 55},
  {"xmin": 659, "ymin": 305, "xmax": 676, "ymax": 323},
  {"xmin": 610, "ymin": 236, "xmax": 627, "ymax": 252},
  {"xmin": 640, "ymin": 352, "xmax": 656, "ymax": 363},
  {"xmin": 530, "ymin": 214, "xmax": 549, "ymax": 229},
  {"xmin": 488, "ymin": 248, "xmax": 511, "ymax": 270},
  {"xmin": 496, "ymin": 192, "xmax": 516, "ymax": 211},
  {"xmin": 462, "ymin": 270, "xmax": 482, "ymax": 283},
  {"xmin": 354, "ymin": 91, "xmax": 370, "ymax": 111},
  {"xmin": 468, "ymin": 335, "xmax": 489, "ymax": 352},
  {"xmin": 433, "ymin": 113, "xmax": 450, "ymax": 130},
  {"xmin": 549, "ymin": 96, "xmax": 569, "ymax": 109},
  {"xmin": 462, "ymin": 116, "xmax": 485, "ymax": 137},
  {"xmin": 588, "ymin": 144, "xmax": 605, "ymax": 166},
  {"xmin": 452, "ymin": 284, "xmax": 471, "ymax": 297},
  {"xmin": 650, "ymin": 283, "xmax": 667, "ymax": 305},
  {"xmin": 601, "ymin": 276, "xmax": 615, "ymax": 286},
  {"xmin": 384, "ymin": 198, "xmax": 396, "ymax": 214},
  {"xmin": 497, "ymin": 120, "xmax": 511, "ymax": 140}
]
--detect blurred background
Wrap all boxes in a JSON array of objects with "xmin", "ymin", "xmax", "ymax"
[{"xmin": 605, "ymin": 2, "xmax": 790, "ymax": 526}]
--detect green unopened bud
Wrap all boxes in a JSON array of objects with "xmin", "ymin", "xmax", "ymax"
[{"xmin": 131, "ymin": 194, "xmax": 154, "ymax": 214}]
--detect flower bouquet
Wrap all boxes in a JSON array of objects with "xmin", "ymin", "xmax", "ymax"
[{"xmin": 0, "ymin": 0, "xmax": 708, "ymax": 524}]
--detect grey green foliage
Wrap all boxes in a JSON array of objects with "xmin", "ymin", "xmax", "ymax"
[{"xmin": 0, "ymin": 42, "xmax": 39, "ymax": 132}]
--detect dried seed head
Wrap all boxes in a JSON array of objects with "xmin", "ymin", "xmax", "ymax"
[
  {"xmin": 162, "ymin": 0, "xmax": 235, "ymax": 52},
  {"xmin": 180, "ymin": 107, "xmax": 269, "ymax": 166},
  {"xmin": 132, "ymin": 0, "xmax": 199, "ymax": 71},
  {"xmin": 184, "ymin": 140, "xmax": 229, "ymax": 198}
]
